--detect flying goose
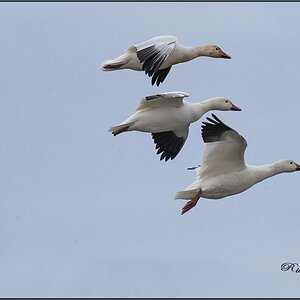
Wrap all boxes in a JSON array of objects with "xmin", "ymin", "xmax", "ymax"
[
  {"xmin": 175, "ymin": 114, "xmax": 300, "ymax": 215},
  {"xmin": 101, "ymin": 35, "xmax": 231, "ymax": 86},
  {"xmin": 108, "ymin": 92, "xmax": 241, "ymax": 162}
]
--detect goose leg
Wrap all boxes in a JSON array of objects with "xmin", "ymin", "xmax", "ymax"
[{"xmin": 181, "ymin": 190, "xmax": 202, "ymax": 215}]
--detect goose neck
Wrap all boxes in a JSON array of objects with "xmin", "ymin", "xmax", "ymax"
[
  {"xmin": 251, "ymin": 163, "xmax": 284, "ymax": 184},
  {"xmin": 190, "ymin": 101, "xmax": 214, "ymax": 122},
  {"xmin": 192, "ymin": 45, "xmax": 210, "ymax": 57}
]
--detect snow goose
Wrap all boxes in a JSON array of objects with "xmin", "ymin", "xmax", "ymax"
[
  {"xmin": 175, "ymin": 114, "xmax": 300, "ymax": 215},
  {"xmin": 101, "ymin": 35, "xmax": 231, "ymax": 86},
  {"xmin": 108, "ymin": 92, "xmax": 241, "ymax": 162}
]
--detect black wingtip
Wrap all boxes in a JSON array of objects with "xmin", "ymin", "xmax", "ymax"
[
  {"xmin": 150, "ymin": 66, "xmax": 171, "ymax": 86},
  {"xmin": 210, "ymin": 113, "xmax": 225, "ymax": 125},
  {"xmin": 152, "ymin": 131, "xmax": 186, "ymax": 162},
  {"xmin": 201, "ymin": 114, "xmax": 232, "ymax": 143},
  {"xmin": 203, "ymin": 114, "xmax": 228, "ymax": 127}
]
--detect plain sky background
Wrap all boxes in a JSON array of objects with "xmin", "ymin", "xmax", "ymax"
[{"xmin": 1, "ymin": 2, "xmax": 300, "ymax": 297}]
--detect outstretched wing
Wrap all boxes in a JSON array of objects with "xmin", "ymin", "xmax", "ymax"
[
  {"xmin": 135, "ymin": 36, "xmax": 177, "ymax": 85},
  {"xmin": 200, "ymin": 114, "xmax": 247, "ymax": 177},
  {"xmin": 135, "ymin": 91, "xmax": 189, "ymax": 112},
  {"xmin": 152, "ymin": 127, "xmax": 189, "ymax": 162}
]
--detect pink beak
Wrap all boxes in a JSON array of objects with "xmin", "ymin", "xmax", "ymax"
[
  {"xmin": 296, "ymin": 163, "xmax": 300, "ymax": 171},
  {"xmin": 230, "ymin": 104, "xmax": 242, "ymax": 111},
  {"xmin": 220, "ymin": 50, "xmax": 231, "ymax": 59}
]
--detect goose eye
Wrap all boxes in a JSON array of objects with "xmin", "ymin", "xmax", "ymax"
[
  {"xmin": 290, "ymin": 162, "xmax": 293, "ymax": 165},
  {"xmin": 225, "ymin": 100, "xmax": 229, "ymax": 103}
]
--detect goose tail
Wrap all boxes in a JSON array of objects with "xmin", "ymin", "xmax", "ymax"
[
  {"xmin": 101, "ymin": 52, "xmax": 130, "ymax": 71},
  {"xmin": 174, "ymin": 189, "xmax": 200, "ymax": 200},
  {"xmin": 108, "ymin": 123, "xmax": 133, "ymax": 136}
]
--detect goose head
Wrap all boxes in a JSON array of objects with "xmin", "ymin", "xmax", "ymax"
[
  {"xmin": 202, "ymin": 45, "xmax": 231, "ymax": 59},
  {"xmin": 209, "ymin": 97, "xmax": 241, "ymax": 111},
  {"xmin": 276, "ymin": 160, "xmax": 300, "ymax": 173}
]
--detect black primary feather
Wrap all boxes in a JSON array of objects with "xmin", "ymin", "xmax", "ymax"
[
  {"xmin": 151, "ymin": 67, "xmax": 172, "ymax": 86},
  {"xmin": 201, "ymin": 114, "xmax": 233, "ymax": 143},
  {"xmin": 136, "ymin": 42, "xmax": 175, "ymax": 85},
  {"xmin": 151, "ymin": 131, "xmax": 186, "ymax": 162}
]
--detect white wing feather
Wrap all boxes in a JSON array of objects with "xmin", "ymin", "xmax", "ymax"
[
  {"xmin": 200, "ymin": 130, "xmax": 247, "ymax": 179},
  {"xmin": 135, "ymin": 91, "xmax": 189, "ymax": 112},
  {"xmin": 133, "ymin": 35, "xmax": 178, "ymax": 51}
]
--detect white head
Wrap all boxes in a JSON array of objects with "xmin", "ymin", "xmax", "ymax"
[
  {"xmin": 208, "ymin": 97, "xmax": 241, "ymax": 111},
  {"xmin": 200, "ymin": 45, "xmax": 231, "ymax": 59},
  {"xmin": 275, "ymin": 160, "xmax": 300, "ymax": 173}
]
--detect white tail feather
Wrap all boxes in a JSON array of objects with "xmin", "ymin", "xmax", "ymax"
[
  {"xmin": 101, "ymin": 58, "xmax": 126, "ymax": 71},
  {"xmin": 108, "ymin": 123, "xmax": 132, "ymax": 136},
  {"xmin": 174, "ymin": 189, "xmax": 200, "ymax": 200}
]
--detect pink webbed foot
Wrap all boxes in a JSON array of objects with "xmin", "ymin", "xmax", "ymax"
[{"xmin": 181, "ymin": 190, "xmax": 201, "ymax": 215}]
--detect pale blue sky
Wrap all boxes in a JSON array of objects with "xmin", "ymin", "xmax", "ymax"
[{"xmin": 1, "ymin": 2, "xmax": 300, "ymax": 297}]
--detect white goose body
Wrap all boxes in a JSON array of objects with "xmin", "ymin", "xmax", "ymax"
[
  {"xmin": 109, "ymin": 39, "xmax": 190, "ymax": 72},
  {"xmin": 186, "ymin": 164, "xmax": 281, "ymax": 200},
  {"xmin": 175, "ymin": 114, "xmax": 300, "ymax": 214},
  {"xmin": 109, "ymin": 92, "xmax": 241, "ymax": 162},
  {"xmin": 101, "ymin": 35, "xmax": 231, "ymax": 86},
  {"xmin": 121, "ymin": 96, "xmax": 209, "ymax": 133},
  {"xmin": 122, "ymin": 103, "xmax": 193, "ymax": 133}
]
